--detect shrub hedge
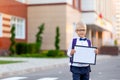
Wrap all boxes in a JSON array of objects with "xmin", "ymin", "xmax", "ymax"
[
  {"xmin": 16, "ymin": 42, "xmax": 37, "ymax": 54},
  {"xmin": 16, "ymin": 43, "xmax": 66, "ymax": 57},
  {"xmin": 47, "ymin": 50, "xmax": 65, "ymax": 57}
]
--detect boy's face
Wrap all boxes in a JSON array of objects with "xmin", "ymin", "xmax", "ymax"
[{"xmin": 76, "ymin": 27, "xmax": 86, "ymax": 38}]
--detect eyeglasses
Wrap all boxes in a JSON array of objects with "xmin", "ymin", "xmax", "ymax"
[{"xmin": 76, "ymin": 29, "xmax": 86, "ymax": 31}]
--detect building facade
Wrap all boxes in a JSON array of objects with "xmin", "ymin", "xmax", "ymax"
[
  {"xmin": 81, "ymin": 0, "xmax": 115, "ymax": 47},
  {"xmin": 113, "ymin": 0, "xmax": 120, "ymax": 45},
  {"xmin": 0, "ymin": 0, "xmax": 27, "ymax": 50},
  {"xmin": 27, "ymin": 0, "xmax": 81, "ymax": 50},
  {"xmin": 27, "ymin": 0, "xmax": 115, "ymax": 50},
  {"xmin": 0, "ymin": 0, "xmax": 116, "ymax": 52}
]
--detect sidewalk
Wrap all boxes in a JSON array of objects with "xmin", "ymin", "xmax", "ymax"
[
  {"xmin": 0, "ymin": 55, "xmax": 112, "ymax": 78},
  {"xmin": 91, "ymin": 54, "xmax": 120, "ymax": 80}
]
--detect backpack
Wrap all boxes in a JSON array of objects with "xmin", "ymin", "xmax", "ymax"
[{"xmin": 70, "ymin": 38, "xmax": 91, "ymax": 63}]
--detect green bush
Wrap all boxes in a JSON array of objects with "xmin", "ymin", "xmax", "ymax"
[
  {"xmin": 18, "ymin": 53, "xmax": 44, "ymax": 58},
  {"xmin": 55, "ymin": 27, "xmax": 60, "ymax": 50},
  {"xmin": 11, "ymin": 50, "xmax": 66, "ymax": 58},
  {"xmin": 27, "ymin": 43, "xmax": 37, "ymax": 53},
  {"xmin": 114, "ymin": 39, "xmax": 118, "ymax": 46},
  {"xmin": 12, "ymin": 51, "xmax": 48, "ymax": 58},
  {"xmin": 16, "ymin": 43, "xmax": 28, "ymax": 55},
  {"xmin": 16, "ymin": 43, "xmax": 37, "ymax": 54},
  {"xmin": 57, "ymin": 51, "xmax": 65, "ymax": 57},
  {"xmin": 9, "ymin": 25, "xmax": 16, "ymax": 55},
  {"xmin": 47, "ymin": 50, "xmax": 65, "ymax": 57},
  {"xmin": 36, "ymin": 23, "xmax": 45, "ymax": 52}
]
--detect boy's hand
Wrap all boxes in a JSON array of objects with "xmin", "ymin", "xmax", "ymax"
[
  {"xmin": 94, "ymin": 49, "xmax": 99, "ymax": 54},
  {"xmin": 70, "ymin": 49, "xmax": 76, "ymax": 56}
]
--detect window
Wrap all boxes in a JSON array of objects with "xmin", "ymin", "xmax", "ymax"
[{"xmin": 11, "ymin": 16, "xmax": 25, "ymax": 39}]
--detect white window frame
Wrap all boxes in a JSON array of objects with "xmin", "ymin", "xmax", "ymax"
[
  {"xmin": 16, "ymin": 0, "xmax": 26, "ymax": 3},
  {"xmin": 0, "ymin": 14, "xmax": 2, "ymax": 37},
  {"xmin": 11, "ymin": 16, "xmax": 26, "ymax": 39}
]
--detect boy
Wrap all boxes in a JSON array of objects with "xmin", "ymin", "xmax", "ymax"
[{"xmin": 67, "ymin": 22, "xmax": 98, "ymax": 80}]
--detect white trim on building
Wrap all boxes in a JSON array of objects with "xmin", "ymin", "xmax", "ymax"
[
  {"xmin": 16, "ymin": 0, "xmax": 26, "ymax": 3},
  {"xmin": 81, "ymin": 12, "xmax": 114, "ymax": 33},
  {"xmin": 26, "ymin": 0, "xmax": 73, "ymax": 5},
  {"xmin": 0, "ymin": 13, "xmax": 26, "ymax": 39},
  {"xmin": 81, "ymin": 0, "xmax": 96, "ymax": 11},
  {"xmin": 0, "ymin": 14, "xmax": 2, "ymax": 37}
]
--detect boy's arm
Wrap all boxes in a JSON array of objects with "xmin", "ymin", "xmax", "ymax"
[{"xmin": 67, "ymin": 40, "xmax": 73, "ymax": 57}]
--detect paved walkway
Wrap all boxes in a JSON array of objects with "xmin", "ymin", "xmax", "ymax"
[
  {"xmin": 91, "ymin": 54, "xmax": 120, "ymax": 80},
  {"xmin": 0, "ymin": 55, "xmax": 112, "ymax": 78}
]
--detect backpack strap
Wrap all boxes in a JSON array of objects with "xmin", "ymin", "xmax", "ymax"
[
  {"xmin": 87, "ymin": 39, "xmax": 91, "ymax": 47},
  {"xmin": 72, "ymin": 38, "xmax": 77, "ymax": 49},
  {"xmin": 87, "ymin": 39, "xmax": 92, "ymax": 71},
  {"xmin": 70, "ymin": 38, "xmax": 77, "ymax": 63}
]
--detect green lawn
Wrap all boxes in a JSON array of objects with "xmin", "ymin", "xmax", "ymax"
[{"xmin": 0, "ymin": 60, "xmax": 23, "ymax": 64}]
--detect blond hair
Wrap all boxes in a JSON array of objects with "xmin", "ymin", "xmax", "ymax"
[{"xmin": 76, "ymin": 22, "xmax": 87, "ymax": 30}]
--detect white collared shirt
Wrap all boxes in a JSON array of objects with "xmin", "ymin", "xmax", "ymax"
[{"xmin": 67, "ymin": 37, "xmax": 90, "ymax": 67}]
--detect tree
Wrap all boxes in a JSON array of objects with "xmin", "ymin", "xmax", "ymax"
[
  {"xmin": 55, "ymin": 26, "xmax": 60, "ymax": 50},
  {"xmin": 9, "ymin": 24, "xmax": 16, "ymax": 55},
  {"xmin": 36, "ymin": 23, "xmax": 45, "ymax": 52}
]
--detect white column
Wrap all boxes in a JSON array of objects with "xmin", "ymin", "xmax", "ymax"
[
  {"xmin": 87, "ymin": 28, "xmax": 92, "ymax": 41},
  {"xmin": 92, "ymin": 30, "xmax": 97, "ymax": 47}
]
